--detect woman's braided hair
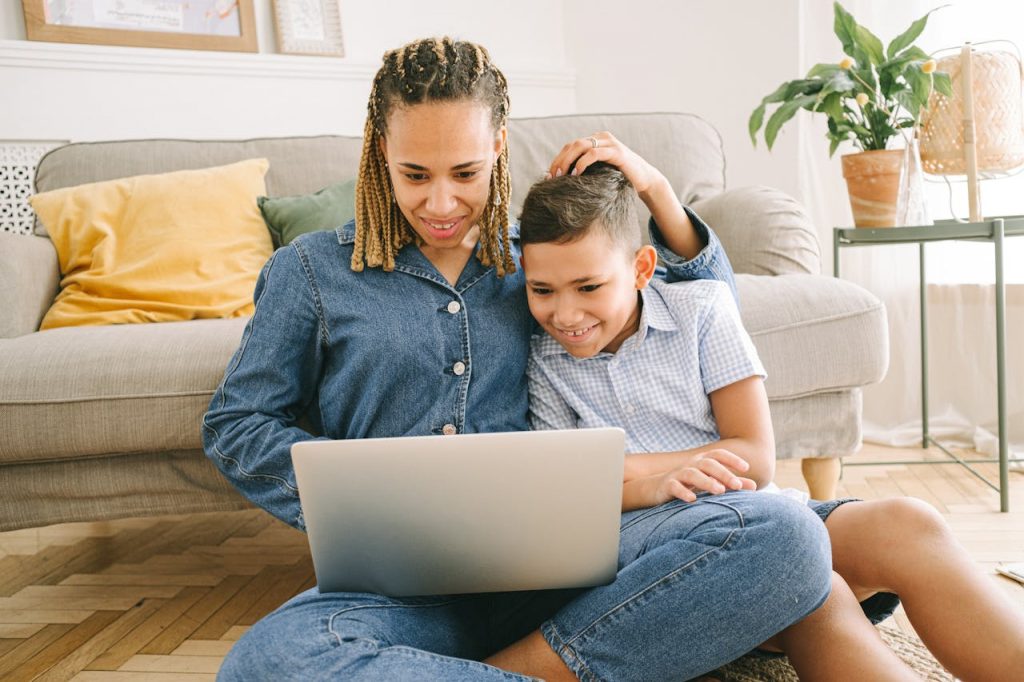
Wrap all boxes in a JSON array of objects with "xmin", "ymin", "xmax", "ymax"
[{"xmin": 352, "ymin": 37, "xmax": 514, "ymax": 275}]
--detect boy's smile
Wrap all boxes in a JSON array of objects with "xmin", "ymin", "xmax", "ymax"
[{"xmin": 522, "ymin": 228, "xmax": 657, "ymax": 358}]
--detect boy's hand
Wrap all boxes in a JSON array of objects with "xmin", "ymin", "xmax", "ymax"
[
  {"xmin": 646, "ymin": 450, "xmax": 757, "ymax": 505},
  {"xmin": 546, "ymin": 131, "xmax": 664, "ymax": 197}
]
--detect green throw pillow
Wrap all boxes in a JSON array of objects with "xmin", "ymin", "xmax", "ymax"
[{"xmin": 257, "ymin": 178, "xmax": 356, "ymax": 247}]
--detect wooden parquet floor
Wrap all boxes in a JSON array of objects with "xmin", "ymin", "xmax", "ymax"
[{"xmin": 0, "ymin": 443, "xmax": 1022, "ymax": 681}]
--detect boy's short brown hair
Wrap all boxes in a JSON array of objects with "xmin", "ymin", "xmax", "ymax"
[{"xmin": 518, "ymin": 162, "xmax": 640, "ymax": 251}]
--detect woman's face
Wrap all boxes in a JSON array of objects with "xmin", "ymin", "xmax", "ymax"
[{"xmin": 381, "ymin": 101, "xmax": 505, "ymax": 253}]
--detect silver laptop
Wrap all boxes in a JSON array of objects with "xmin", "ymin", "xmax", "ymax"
[{"xmin": 291, "ymin": 428, "xmax": 625, "ymax": 597}]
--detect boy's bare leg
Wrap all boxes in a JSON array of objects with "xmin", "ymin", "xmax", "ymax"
[
  {"xmin": 484, "ymin": 630, "xmax": 577, "ymax": 681},
  {"xmin": 762, "ymin": 572, "xmax": 918, "ymax": 681},
  {"xmin": 826, "ymin": 498, "xmax": 1024, "ymax": 681}
]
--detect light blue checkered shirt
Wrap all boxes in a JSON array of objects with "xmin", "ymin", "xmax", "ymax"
[{"xmin": 528, "ymin": 278, "xmax": 765, "ymax": 454}]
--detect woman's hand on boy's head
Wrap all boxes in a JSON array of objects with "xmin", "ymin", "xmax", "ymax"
[
  {"xmin": 547, "ymin": 131, "xmax": 665, "ymax": 197},
  {"xmin": 648, "ymin": 449, "xmax": 757, "ymax": 505}
]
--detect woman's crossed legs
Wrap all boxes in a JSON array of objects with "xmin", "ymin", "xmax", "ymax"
[{"xmin": 218, "ymin": 492, "xmax": 831, "ymax": 681}]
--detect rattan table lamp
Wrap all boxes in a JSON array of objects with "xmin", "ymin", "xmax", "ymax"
[{"xmin": 919, "ymin": 42, "xmax": 1024, "ymax": 221}]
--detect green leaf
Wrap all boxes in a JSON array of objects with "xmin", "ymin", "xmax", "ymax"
[
  {"xmin": 934, "ymin": 71, "xmax": 953, "ymax": 97},
  {"xmin": 764, "ymin": 94, "xmax": 818, "ymax": 149},
  {"xmin": 824, "ymin": 69, "xmax": 857, "ymax": 94},
  {"xmin": 886, "ymin": 6, "xmax": 947, "ymax": 60},
  {"xmin": 829, "ymin": 136, "xmax": 842, "ymax": 157},
  {"xmin": 759, "ymin": 80, "xmax": 795, "ymax": 105},
  {"xmin": 806, "ymin": 63, "xmax": 840, "ymax": 79},
  {"xmin": 878, "ymin": 68, "xmax": 895, "ymax": 96},
  {"xmin": 856, "ymin": 25, "xmax": 885, "ymax": 66},
  {"xmin": 785, "ymin": 79, "xmax": 825, "ymax": 98},
  {"xmin": 895, "ymin": 46, "xmax": 930, "ymax": 62},
  {"xmin": 749, "ymin": 103, "xmax": 766, "ymax": 145},
  {"xmin": 833, "ymin": 2, "xmax": 860, "ymax": 59},
  {"xmin": 818, "ymin": 91, "xmax": 846, "ymax": 121},
  {"xmin": 905, "ymin": 65, "xmax": 932, "ymax": 107},
  {"xmin": 895, "ymin": 89, "xmax": 921, "ymax": 121}
]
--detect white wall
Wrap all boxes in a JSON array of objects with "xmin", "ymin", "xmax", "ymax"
[
  {"xmin": 563, "ymin": 0, "xmax": 804, "ymax": 199},
  {"xmin": 0, "ymin": 1, "xmax": 574, "ymax": 141}
]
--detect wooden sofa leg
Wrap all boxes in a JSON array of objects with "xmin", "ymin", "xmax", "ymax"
[{"xmin": 801, "ymin": 457, "xmax": 841, "ymax": 501}]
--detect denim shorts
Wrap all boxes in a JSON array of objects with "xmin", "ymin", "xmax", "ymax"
[{"xmin": 807, "ymin": 497, "xmax": 901, "ymax": 626}]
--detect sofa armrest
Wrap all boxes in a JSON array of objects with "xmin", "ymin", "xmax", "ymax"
[
  {"xmin": 690, "ymin": 186, "xmax": 821, "ymax": 276},
  {"xmin": 0, "ymin": 233, "xmax": 59, "ymax": 338}
]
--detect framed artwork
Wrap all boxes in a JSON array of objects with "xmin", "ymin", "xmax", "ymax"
[
  {"xmin": 272, "ymin": 0, "xmax": 344, "ymax": 57},
  {"xmin": 21, "ymin": 0, "xmax": 258, "ymax": 52}
]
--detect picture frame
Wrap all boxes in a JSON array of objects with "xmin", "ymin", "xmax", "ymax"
[
  {"xmin": 21, "ymin": 0, "xmax": 258, "ymax": 53},
  {"xmin": 272, "ymin": 0, "xmax": 345, "ymax": 57}
]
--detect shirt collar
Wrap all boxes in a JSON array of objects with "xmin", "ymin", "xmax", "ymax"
[{"xmin": 640, "ymin": 282, "xmax": 678, "ymax": 332}]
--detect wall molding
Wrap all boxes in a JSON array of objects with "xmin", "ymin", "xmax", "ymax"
[{"xmin": 0, "ymin": 39, "xmax": 575, "ymax": 88}]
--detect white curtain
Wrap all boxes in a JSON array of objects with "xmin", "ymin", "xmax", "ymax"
[{"xmin": 795, "ymin": 0, "xmax": 1024, "ymax": 464}]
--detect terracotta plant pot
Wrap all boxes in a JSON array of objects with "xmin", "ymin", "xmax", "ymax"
[{"xmin": 841, "ymin": 149, "xmax": 904, "ymax": 227}]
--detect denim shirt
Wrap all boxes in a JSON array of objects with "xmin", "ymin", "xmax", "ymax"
[{"xmin": 202, "ymin": 207, "xmax": 735, "ymax": 530}]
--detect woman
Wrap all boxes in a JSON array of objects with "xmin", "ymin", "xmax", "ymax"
[{"xmin": 203, "ymin": 37, "xmax": 831, "ymax": 681}]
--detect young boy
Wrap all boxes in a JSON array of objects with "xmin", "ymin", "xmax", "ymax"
[{"xmin": 518, "ymin": 157, "xmax": 1024, "ymax": 680}]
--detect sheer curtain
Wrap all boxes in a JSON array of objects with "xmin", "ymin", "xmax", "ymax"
[{"xmin": 795, "ymin": 0, "xmax": 1023, "ymax": 463}]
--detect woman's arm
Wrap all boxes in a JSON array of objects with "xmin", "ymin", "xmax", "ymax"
[
  {"xmin": 202, "ymin": 244, "xmax": 328, "ymax": 531},
  {"xmin": 546, "ymin": 132, "xmax": 738, "ymax": 299}
]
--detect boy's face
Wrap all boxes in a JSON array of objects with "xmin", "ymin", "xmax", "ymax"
[{"xmin": 522, "ymin": 227, "xmax": 657, "ymax": 358}]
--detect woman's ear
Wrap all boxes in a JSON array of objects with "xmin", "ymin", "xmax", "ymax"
[
  {"xmin": 494, "ymin": 126, "xmax": 507, "ymax": 160},
  {"xmin": 633, "ymin": 245, "xmax": 658, "ymax": 289}
]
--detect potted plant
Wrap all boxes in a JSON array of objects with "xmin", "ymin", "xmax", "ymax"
[{"xmin": 749, "ymin": 2, "xmax": 952, "ymax": 227}]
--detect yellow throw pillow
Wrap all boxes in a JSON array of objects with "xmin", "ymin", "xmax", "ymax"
[{"xmin": 30, "ymin": 158, "xmax": 273, "ymax": 330}]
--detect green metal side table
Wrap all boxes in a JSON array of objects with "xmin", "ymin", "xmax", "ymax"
[{"xmin": 834, "ymin": 216, "xmax": 1024, "ymax": 512}]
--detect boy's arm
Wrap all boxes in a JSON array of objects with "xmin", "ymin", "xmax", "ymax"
[
  {"xmin": 627, "ymin": 282, "xmax": 773, "ymax": 486},
  {"xmin": 623, "ymin": 376, "xmax": 776, "ymax": 488}
]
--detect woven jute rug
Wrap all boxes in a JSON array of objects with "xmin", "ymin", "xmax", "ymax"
[{"xmin": 711, "ymin": 626, "xmax": 953, "ymax": 681}]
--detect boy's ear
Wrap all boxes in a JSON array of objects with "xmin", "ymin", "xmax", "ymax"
[{"xmin": 633, "ymin": 245, "xmax": 658, "ymax": 289}]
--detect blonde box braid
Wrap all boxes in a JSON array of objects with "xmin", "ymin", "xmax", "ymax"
[{"xmin": 352, "ymin": 37, "xmax": 514, "ymax": 276}]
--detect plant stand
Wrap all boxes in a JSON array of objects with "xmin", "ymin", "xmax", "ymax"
[{"xmin": 834, "ymin": 216, "xmax": 1024, "ymax": 512}]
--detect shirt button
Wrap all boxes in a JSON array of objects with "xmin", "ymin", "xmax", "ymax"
[
  {"xmin": 624, "ymin": 404, "xmax": 635, "ymax": 415},
  {"xmin": 442, "ymin": 423, "xmax": 457, "ymax": 435},
  {"xmin": 447, "ymin": 301, "xmax": 462, "ymax": 314},
  {"xmin": 452, "ymin": 361, "xmax": 466, "ymax": 376}
]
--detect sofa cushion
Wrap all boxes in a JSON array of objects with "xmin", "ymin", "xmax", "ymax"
[
  {"xmin": 691, "ymin": 186, "xmax": 821, "ymax": 276},
  {"xmin": 0, "ymin": 318, "xmax": 247, "ymax": 464},
  {"xmin": 736, "ymin": 273, "xmax": 888, "ymax": 400},
  {"xmin": 258, "ymin": 178, "xmax": 356, "ymax": 248},
  {"xmin": 30, "ymin": 159, "xmax": 273, "ymax": 329},
  {"xmin": 33, "ymin": 137, "xmax": 365, "ymax": 236}
]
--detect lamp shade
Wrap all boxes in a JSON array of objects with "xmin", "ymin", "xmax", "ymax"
[{"xmin": 919, "ymin": 49, "xmax": 1024, "ymax": 175}]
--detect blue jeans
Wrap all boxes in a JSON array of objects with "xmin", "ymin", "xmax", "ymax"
[{"xmin": 218, "ymin": 492, "xmax": 831, "ymax": 681}]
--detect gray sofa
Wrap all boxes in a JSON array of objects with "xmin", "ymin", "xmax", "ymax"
[{"xmin": 0, "ymin": 113, "xmax": 888, "ymax": 531}]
